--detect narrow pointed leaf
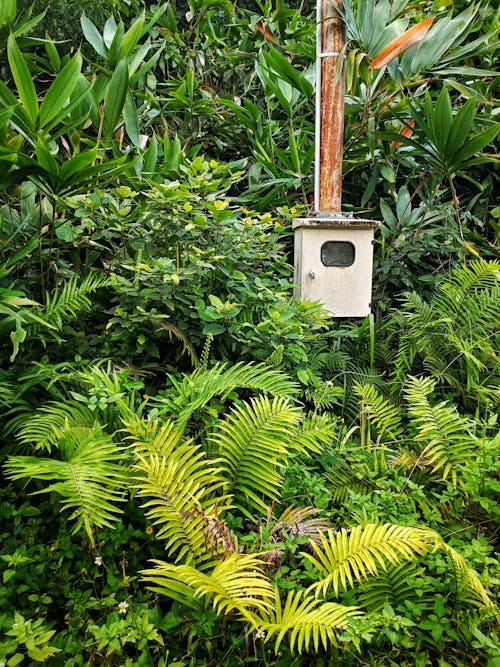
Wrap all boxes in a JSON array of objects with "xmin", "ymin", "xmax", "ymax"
[
  {"xmin": 119, "ymin": 13, "xmax": 145, "ymax": 60},
  {"xmin": 58, "ymin": 148, "xmax": 98, "ymax": 182},
  {"xmin": 7, "ymin": 35, "xmax": 38, "ymax": 127},
  {"xmin": 102, "ymin": 59, "xmax": 129, "ymax": 139},
  {"xmin": 449, "ymin": 123, "xmax": 500, "ymax": 169},
  {"xmin": 80, "ymin": 15, "xmax": 107, "ymax": 57},
  {"xmin": 445, "ymin": 98, "xmax": 476, "ymax": 157},
  {"xmin": 433, "ymin": 87, "xmax": 453, "ymax": 153},
  {"xmin": 39, "ymin": 52, "xmax": 82, "ymax": 128},
  {"xmin": 370, "ymin": 17, "xmax": 434, "ymax": 70}
]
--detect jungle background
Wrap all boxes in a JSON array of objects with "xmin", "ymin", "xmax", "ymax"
[{"xmin": 0, "ymin": 0, "xmax": 499, "ymax": 664}]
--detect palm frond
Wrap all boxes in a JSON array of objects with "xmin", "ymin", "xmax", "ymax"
[
  {"xmin": 286, "ymin": 412, "xmax": 338, "ymax": 456},
  {"xmin": 253, "ymin": 588, "xmax": 362, "ymax": 654},
  {"xmin": 437, "ymin": 539, "xmax": 498, "ymax": 611},
  {"xmin": 389, "ymin": 261, "xmax": 500, "ymax": 404},
  {"xmin": 209, "ymin": 395, "xmax": 301, "ymax": 516},
  {"xmin": 4, "ymin": 424, "xmax": 127, "ymax": 545},
  {"xmin": 131, "ymin": 420, "xmax": 230, "ymax": 567},
  {"xmin": 304, "ymin": 524, "xmax": 433, "ymax": 597},
  {"xmin": 324, "ymin": 461, "xmax": 374, "ymax": 504}
]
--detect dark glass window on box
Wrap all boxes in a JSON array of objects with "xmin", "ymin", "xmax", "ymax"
[{"xmin": 321, "ymin": 241, "xmax": 355, "ymax": 267}]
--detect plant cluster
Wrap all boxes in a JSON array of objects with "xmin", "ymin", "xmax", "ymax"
[{"xmin": 0, "ymin": 0, "xmax": 499, "ymax": 664}]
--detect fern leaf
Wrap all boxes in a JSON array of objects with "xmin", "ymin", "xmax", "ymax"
[
  {"xmin": 271, "ymin": 506, "xmax": 333, "ymax": 544},
  {"xmin": 209, "ymin": 395, "xmax": 301, "ymax": 516},
  {"xmin": 356, "ymin": 562, "xmax": 425, "ymax": 611},
  {"xmin": 286, "ymin": 412, "xmax": 338, "ymax": 456},
  {"xmin": 39, "ymin": 273, "xmax": 111, "ymax": 332},
  {"xmin": 152, "ymin": 362, "xmax": 299, "ymax": 432},
  {"xmin": 15, "ymin": 402, "xmax": 98, "ymax": 453},
  {"xmin": 404, "ymin": 376, "xmax": 479, "ymax": 485},
  {"xmin": 253, "ymin": 588, "xmax": 362, "ymax": 654},
  {"xmin": 143, "ymin": 554, "xmax": 275, "ymax": 620},
  {"xmin": 304, "ymin": 524, "xmax": 433, "ymax": 597},
  {"xmin": 437, "ymin": 539, "xmax": 497, "ymax": 611},
  {"xmin": 131, "ymin": 420, "xmax": 230, "ymax": 567},
  {"xmin": 354, "ymin": 383, "xmax": 404, "ymax": 445},
  {"xmin": 5, "ymin": 424, "xmax": 126, "ymax": 545}
]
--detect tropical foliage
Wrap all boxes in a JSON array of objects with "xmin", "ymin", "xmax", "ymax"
[{"xmin": 0, "ymin": 0, "xmax": 499, "ymax": 664}]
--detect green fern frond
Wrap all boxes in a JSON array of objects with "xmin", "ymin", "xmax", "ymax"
[
  {"xmin": 253, "ymin": 588, "xmax": 362, "ymax": 654},
  {"xmin": 15, "ymin": 402, "xmax": 98, "ymax": 453},
  {"xmin": 141, "ymin": 561, "xmax": 202, "ymax": 609},
  {"xmin": 355, "ymin": 562, "xmax": 425, "ymax": 611},
  {"xmin": 354, "ymin": 383, "xmax": 404, "ymax": 445},
  {"xmin": 389, "ymin": 261, "xmax": 500, "ymax": 403},
  {"xmin": 131, "ymin": 420, "xmax": 230, "ymax": 567},
  {"xmin": 143, "ymin": 553, "xmax": 275, "ymax": 620},
  {"xmin": 4, "ymin": 424, "xmax": 127, "ymax": 545},
  {"xmin": 404, "ymin": 376, "xmax": 479, "ymax": 485},
  {"xmin": 287, "ymin": 412, "xmax": 338, "ymax": 456},
  {"xmin": 437, "ymin": 539, "xmax": 497, "ymax": 611},
  {"xmin": 39, "ymin": 273, "xmax": 111, "ymax": 332},
  {"xmin": 210, "ymin": 395, "xmax": 301, "ymax": 516},
  {"xmin": 435, "ymin": 259, "xmax": 500, "ymax": 317},
  {"xmin": 304, "ymin": 524, "xmax": 433, "ymax": 597},
  {"xmin": 325, "ymin": 462, "xmax": 374, "ymax": 504},
  {"xmin": 153, "ymin": 361, "xmax": 299, "ymax": 432}
]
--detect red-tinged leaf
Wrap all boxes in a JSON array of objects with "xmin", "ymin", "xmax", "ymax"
[
  {"xmin": 390, "ymin": 119, "xmax": 415, "ymax": 150},
  {"xmin": 370, "ymin": 17, "xmax": 434, "ymax": 70},
  {"xmin": 255, "ymin": 21, "xmax": 277, "ymax": 45}
]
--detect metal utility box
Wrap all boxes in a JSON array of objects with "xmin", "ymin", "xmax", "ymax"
[{"xmin": 293, "ymin": 215, "xmax": 379, "ymax": 318}]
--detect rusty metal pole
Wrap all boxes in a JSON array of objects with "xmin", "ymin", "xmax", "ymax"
[{"xmin": 314, "ymin": 0, "xmax": 345, "ymax": 213}]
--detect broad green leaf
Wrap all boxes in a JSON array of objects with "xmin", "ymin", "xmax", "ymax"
[
  {"xmin": 450, "ymin": 124, "xmax": 500, "ymax": 169},
  {"xmin": 39, "ymin": 52, "xmax": 82, "ymax": 128},
  {"xmin": 0, "ymin": 104, "xmax": 15, "ymax": 126},
  {"xmin": 68, "ymin": 154, "xmax": 132, "ymax": 185},
  {"xmin": 402, "ymin": 6, "xmax": 476, "ymax": 76},
  {"xmin": 107, "ymin": 20, "xmax": 124, "ymax": 68},
  {"xmin": 128, "ymin": 39, "xmax": 153, "ymax": 78},
  {"xmin": 35, "ymin": 138, "xmax": 59, "ymax": 176},
  {"xmin": 433, "ymin": 87, "xmax": 453, "ymax": 153},
  {"xmin": 264, "ymin": 47, "xmax": 313, "ymax": 99},
  {"xmin": 80, "ymin": 15, "xmax": 107, "ymax": 57},
  {"xmin": 103, "ymin": 15, "xmax": 118, "ymax": 49},
  {"xmin": 10, "ymin": 319, "xmax": 27, "ymax": 361},
  {"xmin": 58, "ymin": 148, "xmax": 98, "ymax": 181},
  {"xmin": 123, "ymin": 92, "xmax": 140, "ymax": 146},
  {"xmin": 119, "ymin": 13, "xmax": 145, "ymax": 60},
  {"xmin": 445, "ymin": 98, "xmax": 476, "ymax": 157},
  {"xmin": 0, "ymin": 0, "xmax": 16, "ymax": 26},
  {"xmin": 142, "ymin": 133, "xmax": 158, "ymax": 175},
  {"xmin": 44, "ymin": 37, "xmax": 61, "ymax": 72},
  {"xmin": 7, "ymin": 35, "xmax": 38, "ymax": 128},
  {"xmin": 102, "ymin": 59, "xmax": 129, "ymax": 140},
  {"xmin": 45, "ymin": 75, "xmax": 94, "ymax": 136}
]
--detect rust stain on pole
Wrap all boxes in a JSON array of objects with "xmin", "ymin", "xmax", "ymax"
[{"xmin": 318, "ymin": 0, "xmax": 345, "ymax": 212}]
